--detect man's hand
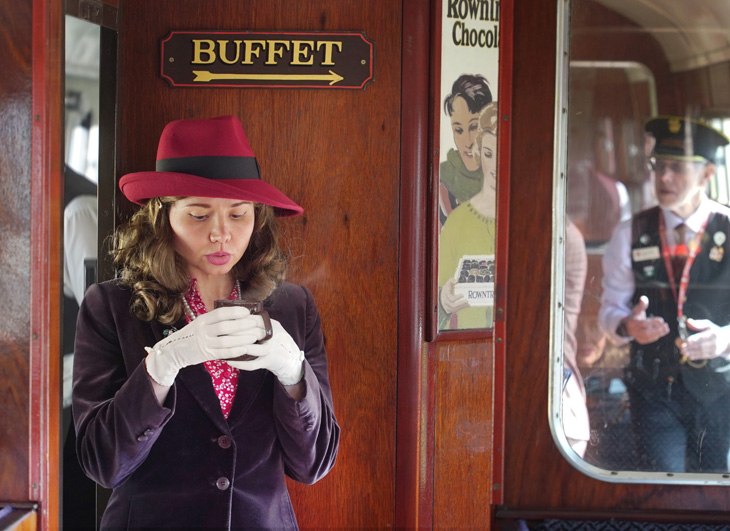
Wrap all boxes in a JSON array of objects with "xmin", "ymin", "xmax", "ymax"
[
  {"xmin": 622, "ymin": 295, "xmax": 670, "ymax": 344},
  {"xmin": 679, "ymin": 319, "xmax": 730, "ymax": 360}
]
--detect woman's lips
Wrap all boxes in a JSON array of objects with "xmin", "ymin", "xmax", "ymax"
[{"xmin": 205, "ymin": 252, "xmax": 231, "ymax": 266}]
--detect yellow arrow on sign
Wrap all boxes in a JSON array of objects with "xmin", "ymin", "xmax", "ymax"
[{"xmin": 193, "ymin": 70, "xmax": 344, "ymax": 85}]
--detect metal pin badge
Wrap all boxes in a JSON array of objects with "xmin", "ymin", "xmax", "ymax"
[{"xmin": 710, "ymin": 246, "xmax": 725, "ymax": 262}]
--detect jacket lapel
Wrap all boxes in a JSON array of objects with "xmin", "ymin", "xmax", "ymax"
[
  {"xmin": 175, "ymin": 365, "xmax": 232, "ymax": 433},
  {"xmin": 227, "ymin": 369, "xmax": 270, "ymax": 428}
]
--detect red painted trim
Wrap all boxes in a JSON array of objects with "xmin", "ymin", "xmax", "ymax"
[
  {"xmin": 436, "ymin": 327, "xmax": 494, "ymax": 341},
  {"xmin": 426, "ymin": 0, "xmax": 442, "ymax": 343},
  {"xmin": 396, "ymin": 0, "xmax": 433, "ymax": 528},
  {"xmin": 31, "ymin": 0, "xmax": 62, "ymax": 527},
  {"xmin": 491, "ymin": 0, "xmax": 514, "ymax": 508},
  {"xmin": 30, "ymin": 0, "xmax": 49, "ymax": 513}
]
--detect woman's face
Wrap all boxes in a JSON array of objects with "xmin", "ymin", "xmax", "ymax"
[
  {"xmin": 480, "ymin": 130, "xmax": 497, "ymax": 192},
  {"xmin": 168, "ymin": 197, "xmax": 255, "ymax": 281},
  {"xmin": 450, "ymin": 96, "xmax": 481, "ymax": 172}
]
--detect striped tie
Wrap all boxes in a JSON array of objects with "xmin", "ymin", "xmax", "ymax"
[{"xmin": 672, "ymin": 223, "xmax": 688, "ymax": 278}]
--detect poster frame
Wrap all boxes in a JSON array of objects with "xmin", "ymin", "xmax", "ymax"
[{"xmin": 428, "ymin": 0, "xmax": 512, "ymax": 343}]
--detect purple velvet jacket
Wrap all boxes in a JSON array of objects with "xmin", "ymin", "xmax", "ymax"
[{"xmin": 73, "ymin": 280, "xmax": 339, "ymax": 529}]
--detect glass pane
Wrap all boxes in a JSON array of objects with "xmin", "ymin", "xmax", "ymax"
[
  {"xmin": 63, "ymin": 14, "xmax": 100, "ymax": 528},
  {"xmin": 553, "ymin": 0, "xmax": 730, "ymax": 483}
]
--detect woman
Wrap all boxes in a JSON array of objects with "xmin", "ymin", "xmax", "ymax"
[
  {"xmin": 72, "ymin": 115, "xmax": 339, "ymax": 529},
  {"xmin": 439, "ymin": 102, "xmax": 498, "ymax": 330}
]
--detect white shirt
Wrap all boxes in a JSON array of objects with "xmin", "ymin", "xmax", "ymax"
[
  {"xmin": 63, "ymin": 194, "xmax": 98, "ymax": 305},
  {"xmin": 599, "ymin": 195, "xmax": 730, "ymax": 345},
  {"xmin": 62, "ymin": 194, "xmax": 97, "ymax": 407}
]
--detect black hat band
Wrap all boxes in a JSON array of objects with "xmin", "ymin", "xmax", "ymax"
[{"xmin": 156, "ymin": 156, "xmax": 261, "ymax": 180}]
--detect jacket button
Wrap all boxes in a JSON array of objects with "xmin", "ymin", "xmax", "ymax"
[
  {"xmin": 137, "ymin": 435, "xmax": 149, "ymax": 442},
  {"xmin": 304, "ymin": 424, "xmax": 314, "ymax": 432},
  {"xmin": 216, "ymin": 477, "xmax": 230, "ymax": 490},
  {"xmin": 144, "ymin": 428, "xmax": 154, "ymax": 435},
  {"xmin": 217, "ymin": 435, "xmax": 232, "ymax": 449}
]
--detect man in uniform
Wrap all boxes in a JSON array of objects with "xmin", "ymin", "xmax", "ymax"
[{"xmin": 600, "ymin": 116, "xmax": 730, "ymax": 472}]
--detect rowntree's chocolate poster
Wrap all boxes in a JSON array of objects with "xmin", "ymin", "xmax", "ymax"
[{"xmin": 437, "ymin": 0, "xmax": 499, "ymax": 332}]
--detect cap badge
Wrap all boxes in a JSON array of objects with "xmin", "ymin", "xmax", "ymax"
[{"xmin": 668, "ymin": 117, "xmax": 681, "ymax": 134}]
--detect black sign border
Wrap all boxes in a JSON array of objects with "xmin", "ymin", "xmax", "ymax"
[{"xmin": 160, "ymin": 30, "xmax": 375, "ymax": 90}]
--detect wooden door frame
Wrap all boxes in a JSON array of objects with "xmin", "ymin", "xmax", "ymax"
[
  {"xmin": 396, "ymin": 0, "xmax": 434, "ymax": 527},
  {"xmin": 31, "ymin": 0, "xmax": 63, "ymax": 528}
]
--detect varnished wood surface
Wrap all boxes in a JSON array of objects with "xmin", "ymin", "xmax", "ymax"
[
  {"xmin": 396, "ymin": 0, "xmax": 434, "ymax": 527},
  {"xmin": 0, "ymin": 0, "xmax": 33, "ymax": 503},
  {"xmin": 1, "ymin": 1, "xmax": 63, "ymax": 528},
  {"xmin": 433, "ymin": 339, "xmax": 494, "ymax": 527},
  {"xmin": 501, "ymin": 0, "xmax": 730, "ymax": 518},
  {"xmin": 30, "ymin": 0, "xmax": 63, "ymax": 527},
  {"xmin": 117, "ymin": 1, "xmax": 401, "ymax": 527}
]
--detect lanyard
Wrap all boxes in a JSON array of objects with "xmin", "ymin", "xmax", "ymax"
[
  {"xmin": 658, "ymin": 212, "xmax": 709, "ymax": 318},
  {"xmin": 658, "ymin": 213, "xmax": 710, "ymax": 370}
]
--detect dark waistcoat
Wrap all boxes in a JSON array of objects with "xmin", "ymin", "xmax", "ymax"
[{"xmin": 628, "ymin": 205, "xmax": 730, "ymax": 402}]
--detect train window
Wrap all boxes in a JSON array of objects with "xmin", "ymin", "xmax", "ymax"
[
  {"xmin": 552, "ymin": 0, "xmax": 730, "ymax": 484},
  {"xmin": 707, "ymin": 118, "xmax": 730, "ymax": 205}
]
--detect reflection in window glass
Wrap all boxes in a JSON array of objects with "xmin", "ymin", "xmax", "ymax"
[
  {"xmin": 63, "ymin": 14, "xmax": 100, "ymax": 530},
  {"xmin": 708, "ymin": 118, "xmax": 730, "ymax": 206},
  {"xmin": 553, "ymin": 0, "xmax": 730, "ymax": 483}
]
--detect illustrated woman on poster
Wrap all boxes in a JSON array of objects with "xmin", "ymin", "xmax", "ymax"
[
  {"xmin": 438, "ymin": 73, "xmax": 493, "ymax": 227},
  {"xmin": 439, "ymin": 102, "xmax": 498, "ymax": 330}
]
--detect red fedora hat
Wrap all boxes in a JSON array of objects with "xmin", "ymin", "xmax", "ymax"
[{"xmin": 119, "ymin": 115, "xmax": 303, "ymax": 216}]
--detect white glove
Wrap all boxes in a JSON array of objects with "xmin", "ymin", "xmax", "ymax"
[
  {"xmin": 145, "ymin": 306, "xmax": 264, "ymax": 386},
  {"xmin": 226, "ymin": 319, "xmax": 305, "ymax": 386}
]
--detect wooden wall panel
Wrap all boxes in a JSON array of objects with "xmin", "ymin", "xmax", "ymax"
[
  {"xmin": 501, "ymin": 0, "xmax": 730, "ymax": 521},
  {"xmin": 117, "ymin": 1, "xmax": 401, "ymax": 528},
  {"xmin": 433, "ymin": 340, "xmax": 494, "ymax": 527},
  {"xmin": 0, "ymin": 0, "xmax": 33, "ymax": 502}
]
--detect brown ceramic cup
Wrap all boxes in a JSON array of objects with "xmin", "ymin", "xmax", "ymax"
[{"xmin": 213, "ymin": 299, "xmax": 273, "ymax": 361}]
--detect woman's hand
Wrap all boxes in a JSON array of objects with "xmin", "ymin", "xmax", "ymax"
[
  {"xmin": 226, "ymin": 319, "xmax": 305, "ymax": 386},
  {"xmin": 145, "ymin": 306, "xmax": 264, "ymax": 387},
  {"xmin": 440, "ymin": 277, "xmax": 469, "ymax": 315}
]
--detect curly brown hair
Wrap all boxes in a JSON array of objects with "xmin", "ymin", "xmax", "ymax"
[{"xmin": 112, "ymin": 197, "xmax": 287, "ymax": 324}]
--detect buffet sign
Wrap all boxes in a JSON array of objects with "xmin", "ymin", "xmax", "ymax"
[{"xmin": 161, "ymin": 31, "xmax": 374, "ymax": 89}]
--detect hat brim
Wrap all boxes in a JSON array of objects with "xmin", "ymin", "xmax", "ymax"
[
  {"xmin": 650, "ymin": 153, "xmax": 707, "ymax": 163},
  {"xmin": 119, "ymin": 171, "xmax": 303, "ymax": 217}
]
